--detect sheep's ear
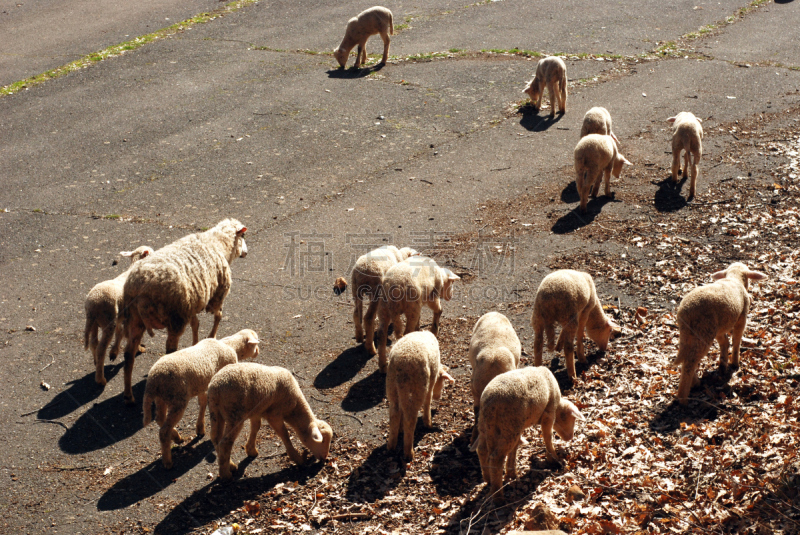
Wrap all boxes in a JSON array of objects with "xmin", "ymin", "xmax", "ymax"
[
  {"xmin": 311, "ymin": 424, "xmax": 323, "ymax": 443},
  {"xmin": 571, "ymin": 405, "xmax": 585, "ymax": 421},
  {"xmin": 120, "ymin": 251, "xmax": 134, "ymax": 257},
  {"xmin": 442, "ymin": 370, "xmax": 455, "ymax": 384},
  {"xmin": 236, "ymin": 225, "xmax": 247, "ymax": 235},
  {"xmin": 667, "ymin": 116, "xmax": 677, "ymax": 123},
  {"xmin": 445, "ymin": 269, "xmax": 460, "ymax": 281},
  {"xmin": 622, "ymin": 157, "xmax": 632, "ymax": 166},
  {"xmin": 746, "ymin": 270, "xmax": 768, "ymax": 281},
  {"xmin": 247, "ymin": 335, "xmax": 259, "ymax": 345},
  {"xmin": 711, "ymin": 269, "xmax": 728, "ymax": 280},
  {"xmin": 697, "ymin": 117, "xmax": 703, "ymax": 123},
  {"xmin": 140, "ymin": 249, "xmax": 151, "ymax": 258}
]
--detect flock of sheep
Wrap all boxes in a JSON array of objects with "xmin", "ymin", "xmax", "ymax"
[{"xmin": 78, "ymin": 5, "xmax": 770, "ymax": 505}]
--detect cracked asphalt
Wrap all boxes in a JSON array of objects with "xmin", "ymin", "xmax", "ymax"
[{"xmin": 1, "ymin": 0, "xmax": 799, "ymax": 533}]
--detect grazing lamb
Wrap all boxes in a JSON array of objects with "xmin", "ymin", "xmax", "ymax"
[
  {"xmin": 386, "ymin": 331, "xmax": 454, "ymax": 461},
  {"xmin": 522, "ymin": 56, "xmax": 567, "ymax": 117},
  {"xmin": 208, "ymin": 362, "xmax": 333, "ymax": 480},
  {"xmin": 142, "ymin": 329, "xmax": 260, "ymax": 469},
  {"xmin": 334, "ymin": 6, "xmax": 394, "ymax": 69},
  {"xmin": 673, "ymin": 262, "xmax": 767, "ymax": 405},
  {"xmin": 84, "ymin": 246, "xmax": 153, "ymax": 386},
  {"xmin": 373, "ymin": 256, "xmax": 460, "ymax": 373},
  {"xmin": 119, "ymin": 219, "xmax": 248, "ymax": 404},
  {"xmin": 471, "ymin": 367, "xmax": 584, "ymax": 502},
  {"xmin": 531, "ymin": 270, "xmax": 619, "ymax": 378},
  {"xmin": 573, "ymin": 133, "xmax": 631, "ymax": 213},
  {"xmin": 580, "ymin": 106, "xmax": 619, "ymax": 144},
  {"xmin": 468, "ymin": 312, "xmax": 521, "ymax": 446},
  {"xmin": 336, "ymin": 245, "xmax": 418, "ymax": 350},
  {"xmin": 667, "ymin": 112, "xmax": 704, "ymax": 199}
]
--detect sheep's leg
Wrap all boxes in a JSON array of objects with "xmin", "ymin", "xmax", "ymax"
[
  {"xmin": 688, "ymin": 150, "xmax": 700, "ymax": 199},
  {"xmin": 677, "ymin": 361, "xmax": 700, "ymax": 406},
  {"xmin": 671, "ymin": 148, "xmax": 682, "ymax": 183},
  {"xmin": 560, "ymin": 323, "xmax": 579, "ymax": 378},
  {"xmin": 541, "ymin": 412, "xmax": 560, "ymax": 463},
  {"xmin": 575, "ymin": 313, "xmax": 589, "ymax": 363},
  {"xmin": 402, "ymin": 408, "xmax": 416, "ymax": 461},
  {"xmin": 267, "ymin": 415, "xmax": 305, "ymax": 465},
  {"xmin": 122, "ymin": 320, "xmax": 145, "ymax": 405},
  {"xmin": 196, "ymin": 392, "xmax": 208, "ymax": 436},
  {"xmin": 405, "ymin": 308, "xmax": 422, "ymax": 336},
  {"xmin": 559, "ymin": 74, "xmax": 568, "ymax": 113},
  {"xmin": 377, "ymin": 316, "xmax": 390, "ymax": 373},
  {"xmin": 209, "ymin": 410, "xmax": 223, "ymax": 447},
  {"xmin": 487, "ymin": 451, "xmax": 506, "ymax": 503},
  {"xmin": 160, "ymin": 404, "xmax": 188, "ymax": 469},
  {"xmin": 165, "ymin": 325, "xmax": 186, "ymax": 354},
  {"xmin": 379, "ymin": 31, "xmax": 390, "ymax": 65},
  {"xmin": 155, "ymin": 399, "xmax": 168, "ymax": 426},
  {"xmin": 429, "ymin": 299, "xmax": 443, "ymax": 336},
  {"xmin": 108, "ymin": 319, "xmax": 125, "ymax": 361},
  {"xmin": 94, "ymin": 323, "xmax": 114, "ymax": 386},
  {"xmin": 422, "ymin": 384, "xmax": 434, "ymax": 427},
  {"xmin": 190, "ymin": 315, "xmax": 200, "ymax": 346},
  {"xmin": 730, "ymin": 316, "xmax": 747, "ymax": 370},
  {"xmin": 207, "ymin": 309, "xmax": 223, "ymax": 340},
  {"xmin": 361, "ymin": 41, "xmax": 368, "ymax": 66},
  {"xmin": 602, "ymin": 167, "xmax": 612, "ymax": 197},
  {"xmin": 363, "ymin": 296, "xmax": 380, "ymax": 349},
  {"xmin": 505, "ymin": 439, "xmax": 520, "ymax": 481},
  {"xmin": 387, "ymin": 394, "xmax": 401, "ymax": 452},
  {"xmin": 547, "ymin": 81, "xmax": 556, "ymax": 117},
  {"xmin": 354, "ymin": 43, "xmax": 364, "ymax": 68},
  {"xmin": 533, "ymin": 324, "xmax": 545, "ymax": 367},
  {"xmin": 354, "ymin": 297, "xmax": 364, "ymax": 343},
  {"xmin": 470, "ymin": 405, "xmax": 480, "ymax": 445},
  {"xmin": 245, "ymin": 417, "xmax": 261, "ymax": 457},
  {"xmin": 217, "ymin": 421, "xmax": 245, "ymax": 479}
]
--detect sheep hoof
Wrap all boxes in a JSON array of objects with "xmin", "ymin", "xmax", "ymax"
[
  {"xmin": 246, "ymin": 446, "xmax": 258, "ymax": 457},
  {"xmin": 108, "ymin": 352, "xmax": 117, "ymax": 361},
  {"xmin": 95, "ymin": 376, "xmax": 107, "ymax": 387},
  {"xmin": 162, "ymin": 459, "xmax": 173, "ymax": 470},
  {"xmin": 124, "ymin": 395, "xmax": 136, "ymax": 406}
]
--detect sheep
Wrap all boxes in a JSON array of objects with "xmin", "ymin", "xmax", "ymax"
[
  {"xmin": 522, "ymin": 56, "xmax": 567, "ymax": 117},
  {"xmin": 334, "ymin": 6, "xmax": 394, "ymax": 69},
  {"xmin": 119, "ymin": 218, "xmax": 248, "ymax": 404},
  {"xmin": 141, "ymin": 329, "xmax": 260, "ymax": 469},
  {"xmin": 580, "ymin": 106, "xmax": 619, "ymax": 144},
  {"xmin": 333, "ymin": 245, "xmax": 418, "ymax": 349},
  {"xmin": 372, "ymin": 255, "xmax": 460, "ymax": 373},
  {"xmin": 468, "ymin": 312, "xmax": 521, "ymax": 446},
  {"xmin": 386, "ymin": 331, "xmax": 454, "ymax": 461},
  {"xmin": 471, "ymin": 366, "xmax": 584, "ymax": 502},
  {"xmin": 84, "ymin": 246, "xmax": 154, "ymax": 386},
  {"xmin": 673, "ymin": 262, "xmax": 767, "ymax": 406},
  {"xmin": 531, "ymin": 270, "xmax": 619, "ymax": 379},
  {"xmin": 573, "ymin": 133, "xmax": 631, "ymax": 213},
  {"xmin": 208, "ymin": 362, "xmax": 333, "ymax": 480},
  {"xmin": 667, "ymin": 112, "xmax": 704, "ymax": 199}
]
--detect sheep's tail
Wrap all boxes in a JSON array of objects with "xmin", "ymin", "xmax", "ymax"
[
  {"xmin": 469, "ymin": 432, "xmax": 484, "ymax": 453},
  {"xmin": 84, "ymin": 315, "xmax": 95, "ymax": 351},
  {"xmin": 142, "ymin": 392, "xmax": 154, "ymax": 427},
  {"xmin": 389, "ymin": 12, "xmax": 394, "ymax": 35}
]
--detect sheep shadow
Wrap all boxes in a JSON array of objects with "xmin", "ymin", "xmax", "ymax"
[
  {"xmin": 37, "ymin": 363, "xmax": 124, "ymax": 421},
  {"xmin": 430, "ymin": 428, "xmax": 482, "ymax": 497},
  {"xmin": 653, "ymin": 174, "xmax": 689, "ymax": 212},
  {"xmin": 57, "ymin": 380, "xmax": 147, "ymax": 454},
  {"xmin": 326, "ymin": 63, "xmax": 385, "ymax": 79},
  {"xmin": 152, "ymin": 462, "xmax": 324, "ymax": 535},
  {"xmin": 518, "ymin": 105, "xmax": 564, "ymax": 132},
  {"xmin": 550, "ymin": 196, "xmax": 616, "ymax": 234},
  {"xmin": 314, "ymin": 346, "xmax": 372, "ymax": 389},
  {"xmin": 540, "ymin": 349, "xmax": 607, "ymax": 393},
  {"xmin": 97, "ymin": 438, "xmax": 215, "ymax": 511},
  {"xmin": 341, "ymin": 369, "xmax": 385, "ymax": 412},
  {"xmin": 648, "ymin": 368, "xmax": 736, "ymax": 434},
  {"xmin": 560, "ymin": 181, "xmax": 580, "ymax": 204}
]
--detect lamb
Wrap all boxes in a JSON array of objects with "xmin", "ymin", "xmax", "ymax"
[
  {"xmin": 573, "ymin": 133, "xmax": 631, "ymax": 213},
  {"xmin": 84, "ymin": 246, "xmax": 153, "ymax": 386},
  {"xmin": 142, "ymin": 329, "xmax": 260, "ymax": 469},
  {"xmin": 372, "ymin": 255, "xmax": 460, "ymax": 373},
  {"xmin": 333, "ymin": 246, "xmax": 418, "ymax": 350},
  {"xmin": 471, "ymin": 366, "xmax": 584, "ymax": 502},
  {"xmin": 667, "ymin": 112, "xmax": 704, "ymax": 199},
  {"xmin": 386, "ymin": 331, "xmax": 454, "ymax": 461},
  {"xmin": 119, "ymin": 218, "xmax": 248, "ymax": 404},
  {"xmin": 208, "ymin": 362, "xmax": 333, "ymax": 480},
  {"xmin": 580, "ymin": 106, "xmax": 619, "ymax": 144},
  {"xmin": 673, "ymin": 262, "xmax": 767, "ymax": 406},
  {"xmin": 468, "ymin": 312, "xmax": 521, "ymax": 446},
  {"xmin": 522, "ymin": 56, "xmax": 567, "ymax": 117},
  {"xmin": 334, "ymin": 6, "xmax": 394, "ymax": 69},
  {"xmin": 531, "ymin": 270, "xmax": 619, "ymax": 379}
]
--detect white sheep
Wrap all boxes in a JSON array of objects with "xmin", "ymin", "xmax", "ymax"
[
  {"xmin": 142, "ymin": 329, "xmax": 260, "ymax": 469},
  {"xmin": 573, "ymin": 133, "xmax": 631, "ymax": 213},
  {"xmin": 373, "ymin": 255, "xmax": 460, "ymax": 373},
  {"xmin": 673, "ymin": 262, "xmax": 766, "ymax": 405},
  {"xmin": 580, "ymin": 106, "xmax": 619, "ymax": 144},
  {"xmin": 334, "ymin": 6, "xmax": 394, "ymax": 69},
  {"xmin": 208, "ymin": 362, "xmax": 333, "ymax": 480},
  {"xmin": 333, "ymin": 245, "xmax": 418, "ymax": 348},
  {"xmin": 471, "ymin": 366, "xmax": 584, "ymax": 502},
  {"xmin": 119, "ymin": 219, "xmax": 248, "ymax": 404},
  {"xmin": 84, "ymin": 246, "xmax": 153, "ymax": 386},
  {"xmin": 667, "ymin": 112, "xmax": 704, "ymax": 199},
  {"xmin": 522, "ymin": 56, "xmax": 567, "ymax": 117},
  {"xmin": 386, "ymin": 331, "xmax": 454, "ymax": 461},
  {"xmin": 468, "ymin": 312, "xmax": 521, "ymax": 446},
  {"xmin": 531, "ymin": 270, "xmax": 619, "ymax": 378}
]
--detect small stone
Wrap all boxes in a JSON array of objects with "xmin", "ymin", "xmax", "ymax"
[
  {"xmin": 566, "ymin": 485, "xmax": 586, "ymax": 503},
  {"xmin": 25, "ymin": 325, "xmax": 36, "ymax": 332}
]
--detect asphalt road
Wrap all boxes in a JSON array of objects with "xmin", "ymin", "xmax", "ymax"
[{"xmin": 1, "ymin": 0, "xmax": 799, "ymax": 533}]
